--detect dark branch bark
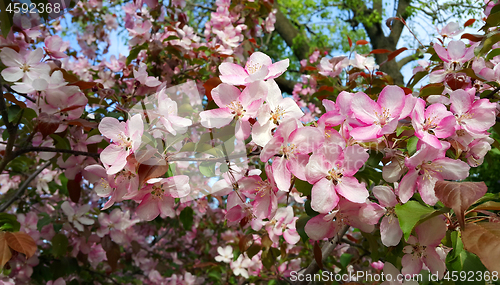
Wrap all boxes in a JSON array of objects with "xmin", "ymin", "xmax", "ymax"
[
  {"xmin": 273, "ymin": 2, "xmax": 311, "ymax": 61},
  {"xmin": 275, "ymin": 77, "xmax": 297, "ymax": 95}
]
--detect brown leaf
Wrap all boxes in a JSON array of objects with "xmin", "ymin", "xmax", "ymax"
[
  {"xmin": 59, "ymin": 105, "xmax": 86, "ymax": 113},
  {"xmin": 238, "ymin": 234, "xmax": 252, "ymax": 253},
  {"xmin": 313, "ymin": 241, "xmax": 323, "ymax": 270},
  {"xmin": 68, "ymin": 81, "xmax": 96, "ymax": 90},
  {"xmin": 63, "ymin": 119, "xmax": 98, "ymax": 131},
  {"xmin": 203, "ymin": 77, "xmax": 222, "ymax": 101},
  {"xmin": 0, "ymin": 232, "xmax": 12, "ymax": 268},
  {"xmin": 5, "ymin": 232, "xmax": 36, "ymax": 259},
  {"xmin": 385, "ymin": 17, "xmax": 402, "ymax": 31},
  {"xmin": 67, "ymin": 173, "xmax": 82, "ymax": 203},
  {"xmin": 356, "ymin": 40, "xmax": 369, "ymax": 45},
  {"xmin": 471, "ymin": 201, "xmax": 500, "ymax": 211},
  {"xmin": 3, "ymin": 93, "xmax": 26, "ymax": 108},
  {"xmin": 461, "ymin": 33, "xmax": 484, "ymax": 42},
  {"xmin": 381, "ymin": 47, "xmax": 408, "ymax": 65},
  {"xmin": 462, "ymin": 222, "xmax": 500, "ymax": 272},
  {"xmin": 434, "ymin": 181, "xmax": 487, "ymax": 229},
  {"xmin": 138, "ymin": 163, "xmax": 169, "ymax": 186},
  {"xmin": 369, "ymin": 49, "xmax": 391, "ymax": 54},
  {"xmin": 105, "ymin": 241, "xmax": 121, "ymax": 272},
  {"xmin": 36, "ymin": 113, "xmax": 60, "ymax": 139},
  {"xmin": 464, "ymin": 19, "xmax": 476, "ymax": 27}
]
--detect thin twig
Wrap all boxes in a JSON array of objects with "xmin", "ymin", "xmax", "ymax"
[
  {"xmin": 293, "ymin": 225, "xmax": 350, "ymax": 285},
  {"xmin": 0, "ymin": 161, "xmax": 51, "ymax": 212},
  {"xmin": 14, "ymin": 147, "xmax": 101, "ymax": 158}
]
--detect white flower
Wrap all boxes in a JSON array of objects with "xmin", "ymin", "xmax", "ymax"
[
  {"xmin": 61, "ymin": 201, "xmax": 94, "ymax": 231},
  {"xmin": 230, "ymin": 254, "xmax": 252, "ymax": 278},
  {"xmin": 215, "ymin": 246, "xmax": 233, "ymax": 263}
]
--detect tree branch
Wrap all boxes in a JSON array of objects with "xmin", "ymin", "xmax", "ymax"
[
  {"xmin": 14, "ymin": 147, "xmax": 101, "ymax": 158},
  {"xmin": 275, "ymin": 77, "xmax": 297, "ymax": 95},
  {"xmin": 389, "ymin": 0, "xmax": 412, "ymax": 45},
  {"xmin": 0, "ymin": 82, "xmax": 19, "ymax": 174},
  {"xmin": 0, "ymin": 161, "xmax": 51, "ymax": 212},
  {"xmin": 273, "ymin": 2, "xmax": 311, "ymax": 60},
  {"xmin": 293, "ymin": 225, "xmax": 349, "ymax": 285},
  {"xmin": 397, "ymin": 52, "xmax": 420, "ymax": 69}
]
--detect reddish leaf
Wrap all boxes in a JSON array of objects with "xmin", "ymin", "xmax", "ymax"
[
  {"xmin": 0, "ymin": 45, "xmax": 20, "ymax": 52},
  {"xmin": 303, "ymin": 66, "xmax": 318, "ymax": 71},
  {"xmin": 67, "ymin": 173, "xmax": 82, "ymax": 203},
  {"xmin": 461, "ymin": 33, "xmax": 484, "ymax": 42},
  {"xmin": 472, "ymin": 201, "xmax": 500, "ymax": 211},
  {"xmin": 105, "ymin": 241, "xmax": 121, "ymax": 272},
  {"xmin": 462, "ymin": 222, "xmax": 500, "ymax": 272},
  {"xmin": 434, "ymin": 181, "xmax": 487, "ymax": 229},
  {"xmin": 5, "ymin": 232, "xmax": 36, "ymax": 259},
  {"xmin": 68, "ymin": 81, "xmax": 96, "ymax": 90},
  {"xmin": 36, "ymin": 113, "xmax": 60, "ymax": 139},
  {"xmin": 401, "ymin": 87, "xmax": 413, "ymax": 95},
  {"xmin": 138, "ymin": 163, "xmax": 169, "ymax": 186},
  {"xmin": 192, "ymin": 262, "xmax": 219, "ymax": 268},
  {"xmin": 3, "ymin": 93, "xmax": 26, "ymax": 108},
  {"xmin": 63, "ymin": 119, "xmax": 98, "ymax": 131},
  {"xmin": 59, "ymin": 105, "xmax": 86, "ymax": 113},
  {"xmin": 347, "ymin": 36, "xmax": 352, "ymax": 48},
  {"xmin": 313, "ymin": 241, "xmax": 324, "ymax": 270},
  {"xmin": 0, "ymin": 232, "xmax": 12, "ymax": 268},
  {"xmin": 369, "ymin": 49, "xmax": 391, "ymax": 54},
  {"xmin": 356, "ymin": 40, "xmax": 369, "ymax": 45},
  {"xmin": 238, "ymin": 234, "xmax": 252, "ymax": 253},
  {"xmin": 203, "ymin": 77, "xmax": 222, "ymax": 101},
  {"xmin": 464, "ymin": 19, "xmax": 476, "ymax": 27},
  {"xmin": 386, "ymin": 17, "xmax": 402, "ymax": 31},
  {"xmin": 381, "ymin": 47, "xmax": 408, "ymax": 65}
]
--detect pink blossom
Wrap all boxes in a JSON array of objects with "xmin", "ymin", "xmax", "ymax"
[
  {"xmin": 433, "ymin": 41, "xmax": 474, "ymax": 66},
  {"xmin": 134, "ymin": 62, "xmax": 161, "ymax": 87},
  {"xmin": 61, "ymin": 201, "xmax": 95, "ymax": 231},
  {"xmin": 134, "ymin": 176, "xmax": 190, "ymax": 221},
  {"xmin": 305, "ymin": 144, "xmax": 369, "ymax": 213},
  {"xmin": 398, "ymin": 142, "xmax": 470, "ymax": 204},
  {"xmin": 265, "ymin": 206, "xmax": 300, "ymax": 244},
  {"xmin": 99, "ymin": 114, "xmax": 144, "ymax": 174},
  {"xmin": 318, "ymin": 56, "xmax": 349, "ymax": 78},
  {"xmin": 381, "ymin": 262, "xmax": 418, "ymax": 285},
  {"xmin": 219, "ymin": 52, "xmax": 289, "ymax": 86},
  {"xmin": 411, "ymin": 99, "xmax": 456, "ymax": 149},
  {"xmin": 350, "ymin": 86, "xmax": 406, "ymax": 140},
  {"xmin": 44, "ymin": 36, "xmax": 69, "ymax": 58},
  {"xmin": 0, "ymin": 48, "xmax": 50, "ymax": 82},
  {"xmin": 373, "ymin": 186, "xmax": 403, "ymax": 246},
  {"xmin": 449, "ymin": 89, "xmax": 497, "ymax": 136},
  {"xmin": 260, "ymin": 119, "xmax": 324, "ymax": 191},
  {"xmin": 240, "ymin": 165, "xmax": 278, "ymax": 219},
  {"xmin": 401, "ymin": 216, "xmax": 447, "ymax": 279},
  {"xmin": 438, "ymin": 22, "xmax": 463, "ymax": 38}
]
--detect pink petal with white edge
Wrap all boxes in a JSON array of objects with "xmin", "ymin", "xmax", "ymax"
[
  {"xmin": 401, "ymin": 254, "xmax": 423, "ymax": 276},
  {"xmin": 1, "ymin": 67, "xmax": 24, "ymax": 82},
  {"xmin": 432, "ymin": 158, "xmax": 469, "ymax": 180},
  {"xmin": 378, "ymin": 85, "xmax": 405, "ymax": 116},
  {"xmin": 199, "ymin": 108, "xmax": 234, "ymax": 128},
  {"xmin": 417, "ymin": 173, "xmax": 439, "ymax": 205},
  {"xmin": 447, "ymin": 40, "xmax": 466, "ymax": 61},
  {"xmin": 272, "ymin": 157, "xmax": 292, "ymax": 192},
  {"xmin": 373, "ymin": 185, "xmax": 397, "ymax": 207},
  {"xmin": 287, "ymin": 153, "xmax": 310, "ymax": 181},
  {"xmin": 219, "ymin": 63, "xmax": 248, "ymax": 86},
  {"xmin": 267, "ymin": 59, "xmax": 290, "ymax": 79},
  {"xmin": 350, "ymin": 125, "xmax": 381, "ymax": 141},
  {"xmin": 450, "ymin": 89, "xmax": 473, "ymax": 115},
  {"xmin": 342, "ymin": 145, "xmax": 369, "ymax": 176},
  {"xmin": 398, "ymin": 169, "xmax": 418, "ymax": 203},
  {"xmin": 283, "ymin": 228, "xmax": 300, "ymax": 244},
  {"xmin": 235, "ymin": 120, "xmax": 251, "ymax": 141},
  {"xmin": 289, "ymin": 127, "xmax": 324, "ymax": 154},
  {"xmin": 336, "ymin": 176, "xmax": 368, "ymax": 203},
  {"xmin": 433, "ymin": 43, "xmax": 450, "ymax": 62},
  {"xmin": 305, "ymin": 153, "xmax": 330, "ymax": 184},
  {"xmin": 159, "ymin": 196, "xmax": 176, "ymax": 218},
  {"xmin": 311, "ymin": 178, "xmax": 339, "ymax": 213},
  {"xmin": 304, "ymin": 214, "xmax": 337, "ymax": 240},
  {"xmin": 212, "ymin": 83, "xmax": 241, "ymax": 107},
  {"xmin": 423, "ymin": 249, "xmax": 446, "ymax": 279},
  {"xmin": 98, "ymin": 117, "xmax": 125, "ymax": 141},
  {"xmin": 136, "ymin": 194, "xmax": 161, "ymax": 221},
  {"xmin": 350, "ymin": 92, "xmax": 380, "ymax": 123},
  {"xmin": 247, "ymin": 52, "xmax": 272, "ymax": 68},
  {"xmin": 380, "ymin": 216, "xmax": 403, "ymax": 247}
]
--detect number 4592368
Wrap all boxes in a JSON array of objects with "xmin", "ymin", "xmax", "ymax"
[{"xmin": 6, "ymin": 2, "xmax": 61, "ymax": 14}]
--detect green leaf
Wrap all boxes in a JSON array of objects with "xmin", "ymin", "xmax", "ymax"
[
  {"xmin": 476, "ymin": 32, "xmax": 500, "ymax": 57},
  {"xmin": 199, "ymin": 161, "xmax": 216, "ymax": 177},
  {"xmin": 294, "ymin": 179, "xmax": 313, "ymax": 196},
  {"xmin": 51, "ymin": 234, "xmax": 68, "ymax": 258},
  {"xmin": 179, "ymin": 207, "xmax": 194, "ymax": 230},
  {"xmin": 396, "ymin": 125, "xmax": 413, "ymax": 137},
  {"xmin": 407, "ymin": 136, "xmax": 418, "ymax": 156},
  {"xmin": 340, "ymin": 253, "xmax": 353, "ymax": 268},
  {"xmin": 126, "ymin": 43, "xmax": 148, "ymax": 65},
  {"xmin": 419, "ymin": 83, "xmax": 445, "ymax": 98},
  {"xmin": 7, "ymin": 105, "xmax": 21, "ymax": 123},
  {"xmin": 395, "ymin": 201, "xmax": 437, "ymax": 240},
  {"xmin": 486, "ymin": 48, "xmax": 500, "ymax": 61},
  {"xmin": 446, "ymin": 231, "xmax": 488, "ymax": 285},
  {"xmin": 0, "ymin": 1, "xmax": 13, "ymax": 38},
  {"xmin": 246, "ymin": 243, "xmax": 262, "ymax": 259},
  {"xmin": 37, "ymin": 213, "xmax": 52, "ymax": 231},
  {"xmin": 0, "ymin": 213, "xmax": 20, "ymax": 232}
]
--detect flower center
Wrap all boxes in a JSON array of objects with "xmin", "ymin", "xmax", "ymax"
[
  {"xmin": 227, "ymin": 101, "xmax": 245, "ymax": 118},
  {"xmin": 280, "ymin": 143, "xmax": 297, "ymax": 159},
  {"xmin": 374, "ymin": 107, "xmax": 390, "ymax": 126},
  {"xmin": 270, "ymin": 106, "xmax": 285, "ymax": 125},
  {"xmin": 245, "ymin": 60, "xmax": 262, "ymax": 74},
  {"xmin": 20, "ymin": 63, "xmax": 30, "ymax": 72}
]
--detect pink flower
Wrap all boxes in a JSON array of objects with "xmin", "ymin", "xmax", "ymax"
[
  {"xmin": 381, "ymin": 262, "xmax": 418, "ymax": 285},
  {"xmin": 350, "ymin": 86, "xmax": 406, "ymax": 141},
  {"xmin": 438, "ymin": 22, "xmax": 463, "ymax": 38},
  {"xmin": 373, "ymin": 186, "xmax": 403, "ymax": 247},
  {"xmin": 265, "ymin": 206, "xmax": 300, "ymax": 244},
  {"xmin": 398, "ymin": 142, "xmax": 470, "ymax": 205},
  {"xmin": 240, "ymin": 165, "xmax": 278, "ymax": 219},
  {"xmin": 449, "ymin": 89, "xmax": 497, "ymax": 137},
  {"xmin": 411, "ymin": 99, "xmax": 456, "ymax": 149},
  {"xmin": 134, "ymin": 62, "xmax": 161, "ymax": 87},
  {"xmin": 305, "ymin": 144, "xmax": 369, "ymax": 213},
  {"xmin": 252, "ymin": 80, "xmax": 304, "ymax": 146},
  {"xmin": 260, "ymin": 119, "xmax": 324, "ymax": 192},
  {"xmin": 0, "ymin": 48, "xmax": 50, "ymax": 82},
  {"xmin": 61, "ymin": 201, "xmax": 94, "ymax": 231},
  {"xmin": 99, "ymin": 114, "xmax": 144, "ymax": 174},
  {"xmin": 433, "ymin": 41, "xmax": 474, "ymax": 67},
  {"xmin": 219, "ymin": 52, "xmax": 289, "ymax": 86},
  {"xmin": 401, "ymin": 216, "xmax": 447, "ymax": 279},
  {"xmin": 134, "ymin": 176, "xmax": 190, "ymax": 221},
  {"xmin": 44, "ymin": 36, "xmax": 69, "ymax": 58},
  {"xmin": 200, "ymin": 81, "xmax": 265, "ymax": 140},
  {"xmin": 318, "ymin": 56, "xmax": 349, "ymax": 78},
  {"xmin": 156, "ymin": 88, "xmax": 193, "ymax": 136}
]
